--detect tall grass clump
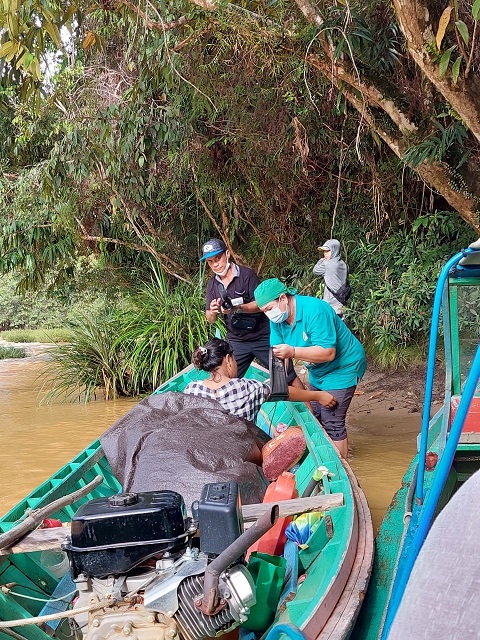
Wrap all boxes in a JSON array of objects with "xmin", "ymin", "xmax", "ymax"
[
  {"xmin": 117, "ymin": 273, "xmax": 218, "ymax": 392},
  {"xmin": 0, "ymin": 345, "xmax": 26, "ymax": 359},
  {"xmin": 0, "ymin": 328, "xmax": 72, "ymax": 343},
  {"xmin": 44, "ymin": 312, "xmax": 128, "ymax": 402},
  {"xmin": 44, "ymin": 271, "xmax": 220, "ymax": 402}
]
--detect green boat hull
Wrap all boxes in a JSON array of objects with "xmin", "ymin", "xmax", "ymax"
[
  {"xmin": 0, "ymin": 364, "xmax": 373, "ymax": 640},
  {"xmin": 353, "ymin": 250, "xmax": 480, "ymax": 640}
]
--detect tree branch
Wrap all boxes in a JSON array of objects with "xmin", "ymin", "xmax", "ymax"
[
  {"xmin": 292, "ymin": 0, "xmax": 323, "ymax": 27},
  {"xmin": 393, "ymin": 0, "xmax": 480, "ymax": 143},
  {"xmin": 317, "ymin": 69, "xmax": 480, "ymax": 232},
  {"xmin": 191, "ymin": 166, "xmax": 243, "ymax": 262},
  {"xmin": 119, "ymin": 0, "xmax": 188, "ymax": 31}
]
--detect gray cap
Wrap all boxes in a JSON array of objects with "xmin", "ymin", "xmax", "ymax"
[{"xmin": 199, "ymin": 239, "xmax": 227, "ymax": 261}]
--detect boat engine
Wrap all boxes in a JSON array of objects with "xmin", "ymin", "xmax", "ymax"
[{"xmin": 64, "ymin": 484, "xmax": 262, "ymax": 640}]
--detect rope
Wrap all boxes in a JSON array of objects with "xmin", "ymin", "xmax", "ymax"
[
  {"xmin": 1, "ymin": 588, "xmax": 78, "ymax": 603},
  {"xmin": 0, "ymin": 598, "xmax": 113, "ymax": 628}
]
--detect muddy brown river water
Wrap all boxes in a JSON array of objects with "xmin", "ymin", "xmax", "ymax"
[{"xmin": 0, "ymin": 357, "xmax": 421, "ymax": 531}]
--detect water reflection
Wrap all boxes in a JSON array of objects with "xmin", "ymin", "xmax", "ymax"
[
  {"xmin": 0, "ymin": 358, "xmax": 419, "ymax": 530},
  {"xmin": 0, "ymin": 359, "xmax": 135, "ymax": 516}
]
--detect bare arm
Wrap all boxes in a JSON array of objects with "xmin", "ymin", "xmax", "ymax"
[
  {"xmin": 237, "ymin": 300, "xmax": 263, "ymax": 313},
  {"xmin": 287, "ymin": 385, "xmax": 337, "ymax": 408},
  {"xmin": 273, "ymin": 344, "xmax": 336, "ymax": 363}
]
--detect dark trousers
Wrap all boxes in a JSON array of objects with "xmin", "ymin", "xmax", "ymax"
[
  {"xmin": 309, "ymin": 384, "xmax": 356, "ymax": 441},
  {"xmin": 230, "ymin": 336, "xmax": 297, "ymax": 383}
]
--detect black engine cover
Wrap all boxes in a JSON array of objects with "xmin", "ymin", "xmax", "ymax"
[{"xmin": 64, "ymin": 491, "xmax": 189, "ymax": 577}]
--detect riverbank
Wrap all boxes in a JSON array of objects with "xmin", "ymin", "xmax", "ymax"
[{"xmin": 347, "ymin": 363, "xmax": 443, "ymax": 531}]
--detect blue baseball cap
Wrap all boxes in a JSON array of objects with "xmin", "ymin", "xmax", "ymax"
[{"xmin": 199, "ymin": 238, "xmax": 227, "ymax": 261}]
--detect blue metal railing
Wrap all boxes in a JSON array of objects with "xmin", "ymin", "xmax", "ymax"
[
  {"xmin": 415, "ymin": 250, "xmax": 465, "ymax": 504},
  {"xmin": 381, "ymin": 242, "xmax": 480, "ymax": 638},
  {"xmin": 382, "ymin": 343, "xmax": 480, "ymax": 638}
]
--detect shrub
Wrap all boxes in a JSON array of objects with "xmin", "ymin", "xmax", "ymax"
[
  {"xmin": 43, "ymin": 313, "xmax": 128, "ymax": 402},
  {"xmin": 44, "ymin": 273, "xmax": 222, "ymax": 401},
  {"xmin": 117, "ymin": 274, "xmax": 220, "ymax": 392},
  {"xmin": 0, "ymin": 346, "xmax": 26, "ymax": 359}
]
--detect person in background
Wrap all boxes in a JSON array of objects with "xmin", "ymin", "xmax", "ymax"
[
  {"xmin": 313, "ymin": 239, "xmax": 348, "ymax": 317},
  {"xmin": 254, "ymin": 278, "xmax": 366, "ymax": 459},
  {"xmin": 184, "ymin": 338, "xmax": 337, "ymax": 423},
  {"xmin": 200, "ymin": 238, "xmax": 303, "ymax": 388}
]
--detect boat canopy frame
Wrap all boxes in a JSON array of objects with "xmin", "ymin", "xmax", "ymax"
[{"xmin": 381, "ymin": 243, "xmax": 480, "ymax": 639}]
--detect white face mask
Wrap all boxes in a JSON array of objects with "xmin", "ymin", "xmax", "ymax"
[
  {"xmin": 214, "ymin": 260, "xmax": 230, "ymax": 277},
  {"xmin": 265, "ymin": 301, "xmax": 288, "ymax": 323}
]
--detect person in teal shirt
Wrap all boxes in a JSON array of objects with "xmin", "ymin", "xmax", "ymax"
[{"xmin": 254, "ymin": 278, "xmax": 366, "ymax": 458}]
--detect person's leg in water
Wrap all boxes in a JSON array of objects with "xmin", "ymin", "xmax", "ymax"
[{"xmin": 309, "ymin": 385, "xmax": 356, "ymax": 458}]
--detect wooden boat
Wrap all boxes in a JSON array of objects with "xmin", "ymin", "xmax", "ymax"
[
  {"xmin": 0, "ymin": 363, "xmax": 373, "ymax": 640},
  {"xmin": 354, "ymin": 239, "xmax": 480, "ymax": 639}
]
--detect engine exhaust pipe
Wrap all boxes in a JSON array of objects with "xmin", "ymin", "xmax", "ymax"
[{"xmin": 198, "ymin": 504, "xmax": 279, "ymax": 615}]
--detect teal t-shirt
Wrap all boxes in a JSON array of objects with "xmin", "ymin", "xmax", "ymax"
[{"xmin": 269, "ymin": 295, "xmax": 366, "ymax": 390}]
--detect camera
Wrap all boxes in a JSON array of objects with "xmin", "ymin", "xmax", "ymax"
[{"xmin": 221, "ymin": 296, "xmax": 234, "ymax": 310}]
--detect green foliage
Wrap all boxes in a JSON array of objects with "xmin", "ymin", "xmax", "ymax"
[
  {"xmin": 0, "ymin": 168, "xmax": 78, "ymax": 291},
  {"xmin": 349, "ymin": 262, "xmax": 434, "ymax": 354},
  {"xmin": 403, "ymin": 117, "xmax": 469, "ymax": 169},
  {"xmin": 0, "ymin": 273, "xmax": 70, "ymax": 330},
  {"xmin": 326, "ymin": 9, "xmax": 402, "ymax": 74},
  {"xmin": 0, "ymin": 0, "xmax": 78, "ymax": 109},
  {"xmin": 432, "ymin": 1, "xmax": 480, "ymax": 84},
  {"xmin": 0, "ymin": 345, "xmax": 26, "ymax": 359},
  {"xmin": 44, "ymin": 273, "xmax": 221, "ymax": 401},
  {"xmin": 342, "ymin": 212, "xmax": 473, "ymax": 367},
  {"xmin": 0, "ymin": 328, "xmax": 71, "ymax": 342},
  {"xmin": 438, "ymin": 46, "xmax": 456, "ymax": 78},
  {"xmin": 0, "ymin": 270, "xmax": 124, "ymax": 331},
  {"xmin": 116, "ymin": 274, "xmax": 217, "ymax": 392},
  {"xmin": 43, "ymin": 312, "xmax": 129, "ymax": 403}
]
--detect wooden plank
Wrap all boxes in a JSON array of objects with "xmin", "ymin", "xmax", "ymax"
[
  {"xmin": 0, "ymin": 526, "xmax": 71, "ymax": 556},
  {"xmin": 242, "ymin": 493, "xmax": 343, "ymax": 522},
  {"xmin": 458, "ymin": 432, "xmax": 480, "ymax": 444},
  {"xmin": 0, "ymin": 494, "xmax": 344, "ymax": 556}
]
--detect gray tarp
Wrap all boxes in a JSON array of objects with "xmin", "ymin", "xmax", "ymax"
[{"xmin": 100, "ymin": 391, "xmax": 269, "ymax": 510}]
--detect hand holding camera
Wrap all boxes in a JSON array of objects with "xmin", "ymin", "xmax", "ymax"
[
  {"xmin": 210, "ymin": 297, "xmax": 223, "ymax": 314},
  {"xmin": 210, "ymin": 296, "xmax": 235, "ymax": 314},
  {"xmin": 221, "ymin": 295, "xmax": 234, "ymax": 311},
  {"xmin": 221, "ymin": 295, "xmax": 244, "ymax": 314}
]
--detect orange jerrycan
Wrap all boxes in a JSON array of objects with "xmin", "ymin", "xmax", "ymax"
[{"xmin": 246, "ymin": 472, "xmax": 298, "ymax": 558}]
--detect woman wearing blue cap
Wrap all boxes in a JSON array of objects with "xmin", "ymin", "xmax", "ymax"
[{"xmin": 254, "ymin": 278, "xmax": 366, "ymax": 458}]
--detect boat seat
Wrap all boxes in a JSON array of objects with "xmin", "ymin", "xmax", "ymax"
[{"xmin": 458, "ymin": 433, "xmax": 480, "ymax": 444}]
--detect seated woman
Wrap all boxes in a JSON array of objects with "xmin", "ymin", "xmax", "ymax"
[{"xmin": 183, "ymin": 337, "xmax": 337, "ymax": 423}]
